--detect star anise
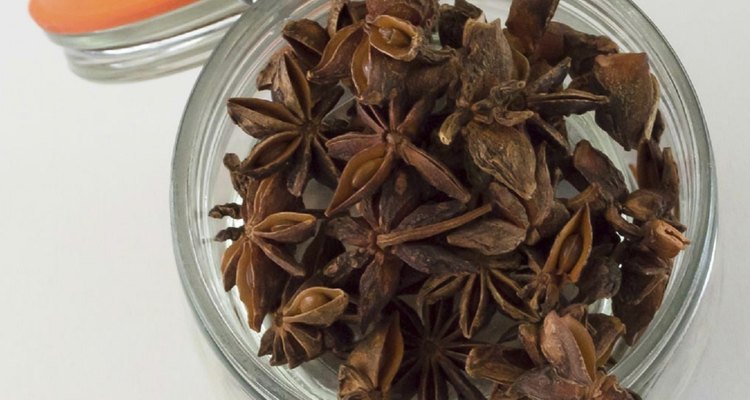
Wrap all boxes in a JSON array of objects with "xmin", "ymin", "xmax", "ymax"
[
  {"xmin": 610, "ymin": 244, "xmax": 672, "ymax": 345},
  {"xmin": 365, "ymin": 0, "xmax": 440, "ymax": 29},
  {"xmin": 505, "ymin": 0, "xmax": 560, "ymax": 56},
  {"xmin": 438, "ymin": 16, "xmax": 606, "ymax": 201},
  {"xmin": 338, "ymin": 313, "xmax": 404, "ymax": 399},
  {"xmin": 257, "ymin": 19, "xmax": 330, "ymax": 90},
  {"xmin": 574, "ymin": 244, "xmax": 622, "ymax": 305},
  {"xmin": 390, "ymin": 299, "xmax": 485, "ymax": 400},
  {"xmin": 467, "ymin": 311, "xmax": 634, "ymax": 400},
  {"xmin": 530, "ymin": 20, "xmax": 619, "ymax": 79},
  {"xmin": 328, "ymin": 0, "xmax": 368, "ymax": 37},
  {"xmin": 521, "ymin": 143, "xmax": 556, "ymax": 245},
  {"xmin": 258, "ymin": 281, "xmax": 350, "ymax": 368},
  {"xmin": 325, "ymin": 96, "xmax": 469, "ymax": 215},
  {"xmin": 228, "ymin": 54, "xmax": 343, "ymax": 196},
  {"xmin": 437, "ymin": 0, "xmax": 483, "ymax": 48},
  {"xmin": 309, "ymin": 1, "xmax": 443, "ymax": 104},
  {"xmin": 514, "ymin": 246, "xmax": 561, "ymax": 320},
  {"xmin": 541, "ymin": 204, "xmax": 593, "ymax": 284},
  {"xmin": 213, "ymin": 173, "xmax": 314, "ymax": 331},
  {"xmin": 325, "ymin": 170, "xmax": 489, "ymax": 329},
  {"xmin": 571, "ymin": 140, "xmax": 628, "ymax": 202},
  {"xmin": 418, "ymin": 253, "xmax": 538, "ymax": 338},
  {"xmin": 634, "ymin": 139, "xmax": 681, "ymax": 217},
  {"xmin": 591, "ymin": 53, "xmax": 660, "ymax": 151},
  {"xmin": 494, "ymin": 200, "xmax": 592, "ymax": 320},
  {"xmin": 511, "ymin": 311, "xmax": 634, "ymax": 400},
  {"xmin": 443, "ymin": 11, "xmax": 608, "ymax": 136}
]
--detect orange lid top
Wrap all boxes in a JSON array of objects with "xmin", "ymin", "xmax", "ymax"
[{"xmin": 29, "ymin": 0, "xmax": 198, "ymax": 35}]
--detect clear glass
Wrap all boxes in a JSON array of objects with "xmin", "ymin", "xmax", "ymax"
[
  {"xmin": 44, "ymin": 0, "xmax": 248, "ymax": 81},
  {"xmin": 170, "ymin": 0, "xmax": 719, "ymax": 398}
]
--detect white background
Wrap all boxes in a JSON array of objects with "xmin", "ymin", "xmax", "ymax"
[{"xmin": 1, "ymin": 1, "xmax": 748, "ymax": 399}]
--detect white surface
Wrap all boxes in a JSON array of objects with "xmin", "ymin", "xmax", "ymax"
[{"xmin": 1, "ymin": 1, "xmax": 748, "ymax": 399}]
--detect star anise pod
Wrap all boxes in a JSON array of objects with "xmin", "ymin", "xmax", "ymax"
[
  {"xmin": 418, "ymin": 253, "xmax": 538, "ymax": 338},
  {"xmin": 258, "ymin": 280, "xmax": 350, "ymax": 368},
  {"xmin": 338, "ymin": 313, "xmax": 404, "ymax": 399},
  {"xmin": 390, "ymin": 299, "xmax": 485, "ymax": 400},
  {"xmin": 511, "ymin": 311, "xmax": 634, "ymax": 400},
  {"xmin": 467, "ymin": 311, "xmax": 634, "ymax": 400},
  {"xmin": 214, "ymin": 173, "xmax": 314, "ymax": 331},
  {"xmin": 611, "ymin": 245, "xmax": 672, "ymax": 345},
  {"xmin": 325, "ymin": 170, "xmax": 489, "ymax": 329},
  {"xmin": 505, "ymin": 0, "xmax": 560, "ymax": 56},
  {"xmin": 522, "ymin": 143, "xmax": 556, "ymax": 244},
  {"xmin": 445, "ymin": 217, "xmax": 528, "ymax": 257},
  {"xmin": 588, "ymin": 53, "xmax": 660, "ymax": 151},
  {"xmin": 574, "ymin": 244, "xmax": 622, "ymax": 305},
  {"xmin": 325, "ymin": 97, "xmax": 469, "ymax": 215},
  {"xmin": 257, "ymin": 19, "xmax": 330, "ymax": 90},
  {"xmin": 438, "ymin": 17, "xmax": 606, "ymax": 200},
  {"xmin": 458, "ymin": 17, "xmax": 526, "ymax": 103},
  {"xmin": 447, "ymin": 67, "xmax": 604, "ymax": 153},
  {"xmin": 437, "ymin": 0, "xmax": 483, "ymax": 48},
  {"xmin": 635, "ymin": 139, "xmax": 680, "ymax": 214},
  {"xmin": 366, "ymin": 0, "xmax": 440, "ymax": 29},
  {"xmin": 541, "ymin": 204, "xmax": 594, "ymax": 284},
  {"xmin": 309, "ymin": 1, "xmax": 444, "ymax": 104},
  {"xmin": 570, "ymin": 140, "xmax": 628, "ymax": 202},
  {"xmin": 328, "ymin": 0, "xmax": 368, "ymax": 36},
  {"xmin": 228, "ymin": 54, "xmax": 343, "ymax": 196},
  {"xmin": 531, "ymin": 20, "xmax": 619, "ymax": 78},
  {"xmin": 438, "ymin": 7, "xmax": 612, "ymax": 169},
  {"xmin": 445, "ymin": 11, "xmax": 607, "ymax": 123}
]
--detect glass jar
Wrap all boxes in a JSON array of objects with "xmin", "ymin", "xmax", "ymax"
[
  {"xmin": 30, "ymin": 0, "xmax": 248, "ymax": 81},
  {"xmin": 170, "ymin": 0, "xmax": 719, "ymax": 398}
]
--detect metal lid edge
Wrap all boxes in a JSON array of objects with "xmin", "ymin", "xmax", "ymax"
[{"xmin": 46, "ymin": 0, "xmax": 249, "ymax": 51}]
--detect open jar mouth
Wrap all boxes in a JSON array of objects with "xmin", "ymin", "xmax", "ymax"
[{"xmin": 170, "ymin": 0, "xmax": 718, "ymax": 399}]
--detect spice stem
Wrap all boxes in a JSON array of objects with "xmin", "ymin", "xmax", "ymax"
[{"xmin": 376, "ymin": 203, "xmax": 493, "ymax": 248}]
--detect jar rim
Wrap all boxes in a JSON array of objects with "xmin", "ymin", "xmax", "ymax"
[
  {"xmin": 36, "ymin": 0, "xmax": 248, "ymax": 81},
  {"xmin": 30, "ymin": 0, "xmax": 198, "ymax": 35},
  {"xmin": 170, "ymin": 0, "xmax": 718, "ymax": 398}
]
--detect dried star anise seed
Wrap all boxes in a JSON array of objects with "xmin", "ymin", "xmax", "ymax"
[
  {"xmin": 258, "ymin": 285, "xmax": 349, "ymax": 368},
  {"xmin": 543, "ymin": 204, "xmax": 593, "ymax": 283}
]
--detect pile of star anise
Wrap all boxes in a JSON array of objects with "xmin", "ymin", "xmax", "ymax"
[{"xmin": 210, "ymin": 0, "xmax": 690, "ymax": 398}]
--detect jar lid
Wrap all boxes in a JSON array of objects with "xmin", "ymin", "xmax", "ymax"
[{"xmin": 29, "ymin": 0, "xmax": 249, "ymax": 81}]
